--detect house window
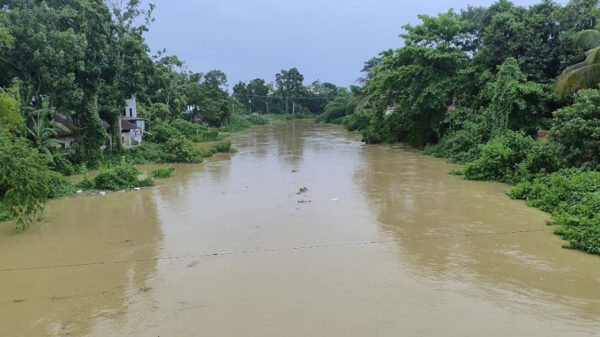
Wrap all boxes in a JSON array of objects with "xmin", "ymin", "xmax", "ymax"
[
  {"xmin": 122, "ymin": 136, "xmax": 125, "ymax": 144},
  {"xmin": 129, "ymin": 108, "xmax": 133, "ymax": 117}
]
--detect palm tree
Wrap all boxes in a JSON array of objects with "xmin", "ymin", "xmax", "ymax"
[
  {"xmin": 27, "ymin": 106, "xmax": 68, "ymax": 160},
  {"xmin": 556, "ymin": 29, "xmax": 600, "ymax": 99}
]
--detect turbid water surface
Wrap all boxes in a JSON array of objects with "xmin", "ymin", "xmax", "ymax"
[{"xmin": 1, "ymin": 121, "xmax": 599, "ymax": 337}]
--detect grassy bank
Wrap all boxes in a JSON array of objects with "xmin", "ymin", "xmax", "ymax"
[{"xmin": 0, "ymin": 114, "xmax": 313, "ymax": 228}]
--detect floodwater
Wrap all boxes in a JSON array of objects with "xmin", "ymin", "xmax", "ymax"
[{"xmin": 1, "ymin": 121, "xmax": 600, "ymax": 337}]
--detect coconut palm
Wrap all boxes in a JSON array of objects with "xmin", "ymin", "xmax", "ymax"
[{"xmin": 556, "ymin": 29, "xmax": 600, "ymax": 99}]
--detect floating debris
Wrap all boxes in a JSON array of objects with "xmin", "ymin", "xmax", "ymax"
[
  {"xmin": 187, "ymin": 261, "xmax": 200, "ymax": 268},
  {"xmin": 297, "ymin": 187, "xmax": 308, "ymax": 195},
  {"xmin": 330, "ymin": 198, "xmax": 339, "ymax": 201},
  {"xmin": 298, "ymin": 199, "xmax": 312, "ymax": 203}
]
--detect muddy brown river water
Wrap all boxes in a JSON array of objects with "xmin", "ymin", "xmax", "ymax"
[{"xmin": 1, "ymin": 121, "xmax": 600, "ymax": 337}]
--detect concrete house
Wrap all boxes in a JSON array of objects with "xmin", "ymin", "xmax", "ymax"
[{"xmin": 120, "ymin": 96, "xmax": 145, "ymax": 147}]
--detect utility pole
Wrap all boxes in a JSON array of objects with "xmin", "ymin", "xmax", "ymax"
[
  {"xmin": 293, "ymin": 102, "xmax": 295, "ymax": 115},
  {"xmin": 266, "ymin": 99, "xmax": 269, "ymax": 115},
  {"xmin": 249, "ymin": 98, "xmax": 252, "ymax": 114}
]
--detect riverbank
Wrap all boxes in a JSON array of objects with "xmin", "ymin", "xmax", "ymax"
[
  {"xmin": 327, "ymin": 115, "xmax": 600, "ymax": 256},
  {"xmin": 0, "ymin": 113, "xmax": 316, "ymax": 228},
  {"xmin": 2, "ymin": 121, "xmax": 599, "ymax": 337}
]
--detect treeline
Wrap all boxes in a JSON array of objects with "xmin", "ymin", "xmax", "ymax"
[
  {"xmin": 0, "ymin": 0, "xmax": 340, "ymax": 229},
  {"xmin": 334, "ymin": 0, "xmax": 600, "ymax": 255}
]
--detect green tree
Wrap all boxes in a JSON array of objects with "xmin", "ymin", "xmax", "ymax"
[
  {"xmin": 0, "ymin": 128, "xmax": 49, "ymax": 231},
  {"xmin": 480, "ymin": 57, "xmax": 551, "ymax": 137},
  {"xmin": 0, "ymin": 88, "xmax": 21, "ymax": 130},
  {"xmin": 246, "ymin": 78, "xmax": 269, "ymax": 114},
  {"xmin": 365, "ymin": 45, "xmax": 467, "ymax": 146},
  {"xmin": 275, "ymin": 68, "xmax": 304, "ymax": 113},
  {"xmin": 550, "ymin": 89, "xmax": 600, "ymax": 166}
]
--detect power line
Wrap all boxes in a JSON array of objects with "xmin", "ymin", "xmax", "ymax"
[
  {"xmin": 0, "ymin": 228, "xmax": 553, "ymax": 273},
  {"xmin": 235, "ymin": 94, "xmax": 333, "ymax": 100}
]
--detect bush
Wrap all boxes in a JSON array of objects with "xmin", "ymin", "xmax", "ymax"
[
  {"xmin": 190, "ymin": 129, "xmax": 220, "ymax": 142},
  {"xmin": 247, "ymin": 114, "xmax": 269, "ymax": 125},
  {"xmin": 462, "ymin": 131, "xmax": 557, "ymax": 184},
  {"xmin": 211, "ymin": 141, "xmax": 234, "ymax": 154},
  {"xmin": 124, "ymin": 142, "xmax": 163, "ymax": 164},
  {"xmin": 509, "ymin": 169, "xmax": 600, "ymax": 213},
  {"xmin": 0, "ymin": 129, "xmax": 49, "ymax": 230},
  {"xmin": 162, "ymin": 136, "xmax": 203, "ymax": 163},
  {"xmin": 341, "ymin": 109, "xmax": 371, "ymax": 132},
  {"xmin": 550, "ymin": 89, "xmax": 600, "ymax": 167},
  {"xmin": 509, "ymin": 169, "xmax": 600, "ymax": 255},
  {"xmin": 146, "ymin": 122, "xmax": 183, "ymax": 143},
  {"xmin": 171, "ymin": 118, "xmax": 205, "ymax": 137},
  {"xmin": 92, "ymin": 163, "xmax": 154, "ymax": 191},
  {"xmin": 151, "ymin": 166, "xmax": 175, "ymax": 179},
  {"xmin": 220, "ymin": 114, "xmax": 252, "ymax": 133},
  {"xmin": 50, "ymin": 153, "xmax": 76, "ymax": 176},
  {"xmin": 46, "ymin": 171, "xmax": 76, "ymax": 198},
  {"xmin": 0, "ymin": 201, "xmax": 11, "ymax": 222}
]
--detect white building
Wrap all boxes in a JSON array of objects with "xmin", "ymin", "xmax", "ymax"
[{"xmin": 120, "ymin": 96, "xmax": 145, "ymax": 147}]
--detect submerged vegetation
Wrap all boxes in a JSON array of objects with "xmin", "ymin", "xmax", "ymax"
[
  {"xmin": 336, "ymin": 0, "xmax": 600, "ymax": 255},
  {"xmin": 151, "ymin": 166, "xmax": 175, "ymax": 179}
]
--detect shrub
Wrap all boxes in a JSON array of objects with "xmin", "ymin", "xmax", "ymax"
[
  {"xmin": 124, "ymin": 142, "xmax": 163, "ymax": 164},
  {"xmin": 146, "ymin": 122, "xmax": 183, "ymax": 143},
  {"xmin": 162, "ymin": 136, "xmax": 203, "ymax": 163},
  {"xmin": 50, "ymin": 153, "xmax": 76, "ymax": 176},
  {"xmin": 247, "ymin": 114, "xmax": 269, "ymax": 125},
  {"xmin": 510, "ymin": 169, "xmax": 600, "ymax": 255},
  {"xmin": 341, "ymin": 109, "xmax": 371, "ymax": 132},
  {"xmin": 151, "ymin": 166, "xmax": 175, "ymax": 179},
  {"xmin": 92, "ymin": 163, "xmax": 154, "ymax": 191},
  {"xmin": 462, "ymin": 131, "xmax": 557, "ymax": 184},
  {"xmin": 220, "ymin": 114, "xmax": 252, "ymax": 133},
  {"xmin": 211, "ymin": 141, "xmax": 234, "ymax": 154},
  {"xmin": 0, "ymin": 201, "xmax": 11, "ymax": 222},
  {"xmin": 550, "ymin": 89, "xmax": 600, "ymax": 167},
  {"xmin": 171, "ymin": 118, "xmax": 202, "ymax": 136},
  {"xmin": 316, "ymin": 89, "xmax": 355, "ymax": 123},
  {"xmin": 509, "ymin": 169, "xmax": 600, "ymax": 213},
  {"xmin": 46, "ymin": 171, "xmax": 76, "ymax": 198},
  {"xmin": 0, "ymin": 129, "xmax": 49, "ymax": 230},
  {"xmin": 190, "ymin": 129, "xmax": 220, "ymax": 142}
]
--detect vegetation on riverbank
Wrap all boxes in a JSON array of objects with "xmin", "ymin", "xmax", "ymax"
[
  {"xmin": 0, "ymin": 1, "xmax": 331, "ymax": 230},
  {"xmin": 334, "ymin": 1, "xmax": 600, "ymax": 255}
]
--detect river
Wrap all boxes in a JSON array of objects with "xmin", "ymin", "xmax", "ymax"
[{"xmin": 1, "ymin": 120, "xmax": 599, "ymax": 337}]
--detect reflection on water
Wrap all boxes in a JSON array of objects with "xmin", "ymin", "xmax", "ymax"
[
  {"xmin": 0, "ymin": 121, "xmax": 599, "ymax": 337},
  {"xmin": 0, "ymin": 190, "xmax": 162, "ymax": 336}
]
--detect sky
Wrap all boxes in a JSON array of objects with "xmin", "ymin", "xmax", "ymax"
[{"xmin": 142, "ymin": 0, "xmax": 568, "ymax": 89}]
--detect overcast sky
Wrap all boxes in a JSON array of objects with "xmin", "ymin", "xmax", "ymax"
[{"xmin": 142, "ymin": 0, "xmax": 568, "ymax": 88}]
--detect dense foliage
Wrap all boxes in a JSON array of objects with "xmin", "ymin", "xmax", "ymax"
[
  {"xmin": 0, "ymin": 0, "xmax": 337, "ymax": 229},
  {"xmin": 345, "ymin": 0, "xmax": 600, "ymax": 255},
  {"xmin": 0, "ymin": 129, "xmax": 49, "ymax": 230},
  {"xmin": 90, "ymin": 163, "xmax": 154, "ymax": 191},
  {"xmin": 151, "ymin": 166, "xmax": 175, "ymax": 179}
]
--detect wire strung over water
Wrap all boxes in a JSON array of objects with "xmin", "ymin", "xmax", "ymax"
[{"xmin": 0, "ymin": 228, "xmax": 554, "ymax": 273}]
